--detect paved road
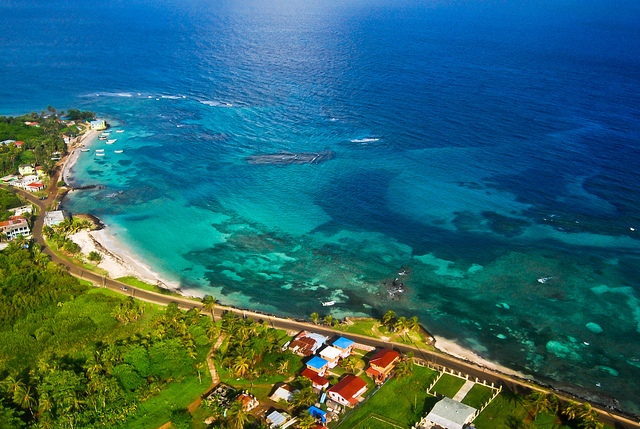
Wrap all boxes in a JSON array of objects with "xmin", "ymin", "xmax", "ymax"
[{"xmin": 2, "ymin": 164, "xmax": 639, "ymax": 429}]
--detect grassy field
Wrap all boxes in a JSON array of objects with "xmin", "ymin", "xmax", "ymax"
[
  {"xmin": 115, "ymin": 367, "xmax": 213, "ymax": 429},
  {"xmin": 430, "ymin": 373, "xmax": 466, "ymax": 398},
  {"xmin": 473, "ymin": 393, "xmax": 615, "ymax": 429},
  {"xmin": 333, "ymin": 318, "xmax": 434, "ymax": 350},
  {"xmin": 335, "ymin": 365, "xmax": 440, "ymax": 429},
  {"xmin": 460, "ymin": 384, "xmax": 495, "ymax": 409}
]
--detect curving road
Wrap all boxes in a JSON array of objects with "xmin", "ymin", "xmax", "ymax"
[{"xmin": 2, "ymin": 158, "xmax": 639, "ymax": 429}]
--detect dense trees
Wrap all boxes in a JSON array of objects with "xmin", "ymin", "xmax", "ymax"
[
  {"xmin": 0, "ymin": 246, "xmax": 214, "ymax": 428},
  {"xmin": 0, "ymin": 110, "xmax": 93, "ymax": 177}
]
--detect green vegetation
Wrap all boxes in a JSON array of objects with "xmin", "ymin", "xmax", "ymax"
[
  {"xmin": 0, "ymin": 188, "xmax": 23, "ymax": 222},
  {"xmin": 336, "ymin": 365, "xmax": 440, "ymax": 429},
  {"xmin": 0, "ymin": 245, "xmax": 215, "ymax": 429},
  {"xmin": 460, "ymin": 383, "xmax": 494, "ymax": 409},
  {"xmin": 0, "ymin": 110, "xmax": 93, "ymax": 177},
  {"xmin": 430, "ymin": 373, "xmax": 467, "ymax": 398}
]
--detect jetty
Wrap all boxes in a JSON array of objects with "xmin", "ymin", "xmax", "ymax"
[{"xmin": 246, "ymin": 150, "xmax": 335, "ymax": 165}]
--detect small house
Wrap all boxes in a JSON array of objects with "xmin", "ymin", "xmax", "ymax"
[
  {"xmin": 301, "ymin": 368, "xmax": 330, "ymax": 390},
  {"xmin": 270, "ymin": 384, "xmax": 298, "ymax": 403},
  {"xmin": 25, "ymin": 182, "xmax": 45, "ymax": 192},
  {"xmin": 365, "ymin": 349, "xmax": 400, "ymax": 384},
  {"xmin": 266, "ymin": 410, "xmax": 291, "ymax": 428},
  {"xmin": 0, "ymin": 217, "xmax": 30, "ymax": 240},
  {"xmin": 307, "ymin": 406, "xmax": 326, "ymax": 423},
  {"xmin": 417, "ymin": 397, "xmax": 477, "ymax": 429},
  {"xmin": 289, "ymin": 331, "xmax": 329, "ymax": 356},
  {"xmin": 90, "ymin": 120, "xmax": 107, "ymax": 130},
  {"xmin": 332, "ymin": 337, "xmax": 355, "ymax": 358},
  {"xmin": 236, "ymin": 392, "xmax": 259, "ymax": 411},
  {"xmin": 306, "ymin": 356, "xmax": 329, "ymax": 375},
  {"xmin": 319, "ymin": 346, "xmax": 342, "ymax": 368},
  {"xmin": 44, "ymin": 210, "xmax": 68, "ymax": 227},
  {"xmin": 19, "ymin": 165, "xmax": 35, "ymax": 176},
  {"xmin": 326, "ymin": 375, "xmax": 367, "ymax": 407}
]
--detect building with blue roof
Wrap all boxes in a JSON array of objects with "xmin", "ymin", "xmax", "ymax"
[
  {"xmin": 306, "ymin": 356, "xmax": 329, "ymax": 374},
  {"xmin": 308, "ymin": 405, "xmax": 326, "ymax": 423},
  {"xmin": 332, "ymin": 336, "xmax": 355, "ymax": 357}
]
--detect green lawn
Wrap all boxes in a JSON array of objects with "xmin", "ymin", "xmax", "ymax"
[
  {"xmin": 460, "ymin": 384, "xmax": 495, "ymax": 409},
  {"xmin": 336, "ymin": 365, "xmax": 440, "ymax": 429},
  {"xmin": 115, "ymin": 368, "xmax": 213, "ymax": 429},
  {"xmin": 430, "ymin": 373, "xmax": 466, "ymax": 398},
  {"xmin": 334, "ymin": 319, "xmax": 378, "ymax": 337},
  {"xmin": 472, "ymin": 393, "xmax": 615, "ymax": 429}
]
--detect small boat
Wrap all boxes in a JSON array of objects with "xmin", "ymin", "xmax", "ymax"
[
  {"xmin": 322, "ymin": 301, "xmax": 336, "ymax": 307},
  {"xmin": 106, "ymin": 139, "xmax": 117, "ymax": 144},
  {"xmin": 102, "ymin": 132, "xmax": 111, "ymax": 135},
  {"xmin": 80, "ymin": 148, "xmax": 90, "ymax": 152},
  {"xmin": 99, "ymin": 136, "xmax": 107, "ymax": 140},
  {"xmin": 114, "ymin": 150, "xmax": 123, "ymax": 153},
  {"xmin": 96, "ymin": 153, "xmax": 105, "ymax": 157},
  {"xmin": 95, "ymin": 149, "xmax": 104, "ymax": 152},
  {"xmin": 116, "ymin": 130, "xmax": 124, "ymax": 133}
]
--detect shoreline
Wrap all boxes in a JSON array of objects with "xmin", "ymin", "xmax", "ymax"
[{"xmin": 61, "ymin": 128, "xmax": 98, "ymax": 185}]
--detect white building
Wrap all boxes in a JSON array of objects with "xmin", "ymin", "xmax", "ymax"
[
  {"xmin": 0, "ymin": 218, "xmax": 30, "ymax": 240},
  {"xmin": 10, "ymin": 205, "xmax": 33, "ymax": 217},
  {"xmin": 416, "ymin": 397, "xmax": 477, "ymax": 429},
  {"xmin": 90, "ymin": 120, "xmax": 107, "ymax": 130},
  {"xmin": 44, "ymin": 210, "xmax": 68, "ymax": 227}
]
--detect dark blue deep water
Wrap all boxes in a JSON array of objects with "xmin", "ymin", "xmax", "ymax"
[{"xmin": 2, "ymin": 0, "xmax": 640, "ymax": 414}]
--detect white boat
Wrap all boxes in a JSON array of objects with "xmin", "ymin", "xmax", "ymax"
[
  {"xmin": 114, "ymin": 150, "xmax": 123, "ymax": 153},
  {"xmin": 80, "ymin": 148, "xmax": 90, "ymax": 152},
  {"xmin": 95, "ymin": 149, "xmax": 104, "ymax": 152},
  {"xmin": 116, "ymin": 130, "xmax": 124, "ymax": 133},
  {"xmin": 102, "ymin": 132, "xmax": 110, "ymax": 135},
  {"xmin": 98, "ymin": 136, "xmax": 107, "ymax": 140},
  {"xmin": 96, "ymin": 153, "xmax": 105, "ymax": 157},
  {"xmin": 322, "ymin": 301, "xmax": 336, "ymax": 307},
  {"xmin": 106, "ymin": 139, "xmax": 117, "ymax": 144}
]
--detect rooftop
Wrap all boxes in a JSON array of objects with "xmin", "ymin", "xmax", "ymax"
[
  {"xmin": 320, "ymin": 346, "xmax": 341, "ymax": 360},
  {"xmin": 327, "ymin": 375, "xmax": 367, "ymax": 404},
  {"xmin": 424, "ymin": 397, "xmax": 477, "ymax": 429},
  {"xmin": 370, "ymin": 348, "xmax": 400, "ymax": 369},
  {"xmin": 306, "ymin": 356, "xmax": 329, "ymax": 371},
  {"xmin": 333, "ymin": 336, "xmax": 355, "ymax": 350}
]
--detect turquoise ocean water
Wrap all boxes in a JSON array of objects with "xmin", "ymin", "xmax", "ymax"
[{"xmin": 2, "ymin": 0, "xmax": 640, "ymax": 414}]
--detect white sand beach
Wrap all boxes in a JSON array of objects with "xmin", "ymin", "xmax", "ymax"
[
  {"xmin": 61, "ymin": 128, "xmax": 98, "ymax": 184},
  {"xmin": 433, "ymin": 335, "xmax": 529, "ymax": 378},
  {"xmin": 70, "ymin": 229, "xmax": 181, "ymax": 291}
]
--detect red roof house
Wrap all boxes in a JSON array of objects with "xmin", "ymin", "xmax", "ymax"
[
  {"xmin": 301, "ymin": 368, "xmax": 330, "ymax": 390},
  {"xmin": 25, "ymin": 182, "xmax": 45, "ymax": 192},
  {"xmin": 365, "ymin": 349, "xmax": 400, "ymax": 384},
  {"xmin": 327, "ymin": 375, "xmax": 367, "ymax": 407}
]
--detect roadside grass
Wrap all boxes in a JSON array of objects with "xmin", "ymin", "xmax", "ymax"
[
  {"xmin": 45, "ymin": 237, "xmax": 109, "ymax": 276},
  {"xmin": 336, "ymin": 365, "xmax": 440, "ymax": 429},
  {"xmin": 115, "ymin": 365, "xmax": 212, "ymax": 429},
  {"xmin": 334, "ymin": 318, "xmax": 434, "ymax": 351},
  {"xmin": 472, "ymin": 393, "xmax": 615, "ymax": 429},
  {"xmin": 430, "ymin": 373, "xmax": 466, "ymax": 398},
  {"xmin": 116, "ymin": 275, "xmax": 181, "ymax": 296},
  {"xmin": 460, "ymin": 384, "xmax": 495, "ymax": 409}
]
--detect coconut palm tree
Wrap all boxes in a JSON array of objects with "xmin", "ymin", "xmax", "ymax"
[
  {"xmin": 395, "ymin": 316, "xmax": 407, "ymax": 337},
  {"xmin": 562, "ymin": 400, "xmax": 581, "ymax": 421},
  {"xmin": 291, "ymin": 386, "xmax": 318, "ymax": 411},
  {"xmin": 310, "ymin": 313, "xmax": 319, "ymax": 325},
  {"xmin": 382, "ymin": 310, "xmax": 395, "ymax": 327},
  {"xmin": 203, "ymin": 295, "xmax": 217, "ymax": 321},
  {"xmin": 525, "ymin": 391, "xmax": 554, "ymax": 421},
  {"xmin": 13, "ymin": 384, "xmax": 37, "ymax": 418},
  {"xmin": 232, "ymin": 356, "xmax": 251, "ymax": 377},
  {"xmin": 226, "ymin": 400, "xmax": 251, "ymax": 429},
  {"xmin": 323, "ymin": 315, "xmax": 333, "ymax": 327},
  {"xmin": 296, "ymin": 411, "xmax": 316, "ymax": 429}
]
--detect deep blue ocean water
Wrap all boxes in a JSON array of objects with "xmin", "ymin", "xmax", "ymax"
[{"xmin": 2, "ymin": 0, "xmax": 640, "ymax": 414}]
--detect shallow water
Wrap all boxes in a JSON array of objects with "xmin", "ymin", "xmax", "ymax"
[{"xmin": 2, "ymin": 0, "xmax": 640, "ymax": 414}]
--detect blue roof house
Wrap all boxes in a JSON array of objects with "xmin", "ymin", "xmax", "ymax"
[
  {"xmin": 308, "ymin": 405, "xmax": 327, "ymax": 423},
  {"xmin": 332, "ymin": 336, "xmax": 355, "ymax": 357},
  {"xmin": 306, "ymin": 356, "xmax": 329, "ymax": 375}
]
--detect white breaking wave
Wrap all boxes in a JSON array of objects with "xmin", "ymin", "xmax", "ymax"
[
  {"xmin": 200, "ymin": 100, "xmax": 233, "ymax": 107},
  {"xmin": 351, "ymin": 138, "xmax": 380, "ymax": 143}
]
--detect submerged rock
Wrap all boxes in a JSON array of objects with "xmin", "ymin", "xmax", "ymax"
[
  {"xmin": 586, "ymin": 322, "xmax": 603, "ymax": 333},
  {"xmin": 247, "ymin": 151, "xmax": 336, "ymax": 165}
]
